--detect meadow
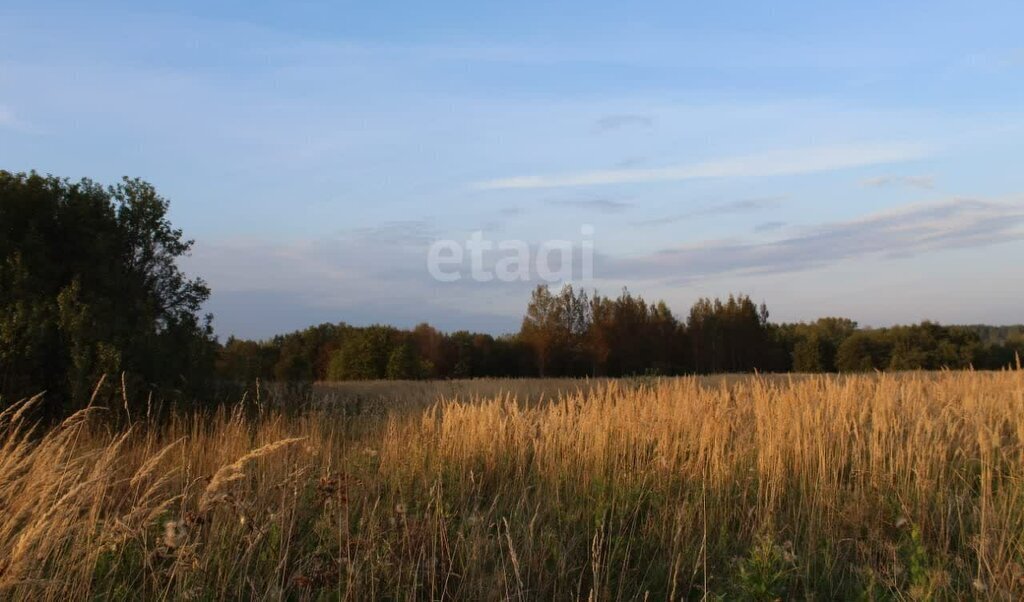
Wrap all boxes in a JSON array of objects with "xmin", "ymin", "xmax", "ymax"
[{"xmin": 1, "ymin": 371, "xmax": 1023, "ymax": 600}]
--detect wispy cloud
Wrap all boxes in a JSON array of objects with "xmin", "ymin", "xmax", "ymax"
[
  {"xmin": 861, "ymin": 174, "xmax": 934, "ymax": 189},
  {"xmin": 473, "ymin": 142, "xmax": 932, "ymax": 190},
  {"xmin": 592, "ymin": 113, "xmax": 654, "ymax": 133},
  {"xmin": 690, "ymin": 197, "xmax": 785, "ymax": 217},
  {"xmin": 548, "ymin": 198, "xmax": 633, "ymax": 213},
  {"xmin": 614, "ymin": 157, "xmax": 647, "ymax": 168},
  {"xmin": 604, "ymin": 198, "xmax": 1024, "ymax": 281},
  {"xmin": 754, "ymin": 221, "xmax": 787, "ymax": 233},
  {"xmin": 344, "ymin": 220, "xmax": 439, "ymax": 246},
  {"xmin": 632, "ymin": 196, "xmax": 784, "ymax": 227}
]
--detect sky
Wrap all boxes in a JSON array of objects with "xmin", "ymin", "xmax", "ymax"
[{"xmin": 2, "ymin": 1, "xmax": 1023, "ymax": 339}]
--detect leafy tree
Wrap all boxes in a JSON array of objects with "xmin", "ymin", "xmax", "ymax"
[
  {"xmin": 0, "ymin": 171, "xmax": 215, "ymax": 415},
  {"xmin": 273, "ymin": 335, "xmax": 314, "ymax": 382},
  {"xmin": 789, "ymin": 318, "xmax": 857, "ymax": 372},
  {"xmin": 325, "ymin": 350, "xmax": 348, "ymax": 382},
  {"xmin": 688, "ymin": 294, "xmax": 771, "ymax": 373},
  {"xmin": 217, "ymin": 337, "xmax": 277, "ymax": 383},
  {"xmin": 519, "ymin": 285, "xmax": 559, "ymax": 376},
  {"xmin": 792, "ymin": 334, "xmax": 827, "ymax": 373},
  {"xmin": 884, "ymin": 322, "xmax": 981, "ymax": 371},
  {"xmin": 328, "ymin": 326, "xmax": 394, "ymax": 380},
  {"xmin": 386, "ymin": 340, "xmax": 420, "ymax": 380},
  {"xmin": 836, "ymin": 332, "xmax": 890, "ymax": 372},
  {"xmin": 411, "ymin": 323, "xmax": 444, "ymax": 377},
  {"xmin": 978, "ymin": 335, "xmax": 1024, "ymax": 370}
]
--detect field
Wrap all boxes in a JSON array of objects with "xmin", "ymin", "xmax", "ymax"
[{"xmin": 1, "ymin": 371, "xmax": 1023, "ymax": 600}]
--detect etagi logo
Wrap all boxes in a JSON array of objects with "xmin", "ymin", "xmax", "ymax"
[{"xmin": 427, "ymin": 225, "xmax": 595, "ymax": 283}]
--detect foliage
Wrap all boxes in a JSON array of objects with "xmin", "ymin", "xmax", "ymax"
[
  {"xmin": 787, "ymin": 317, "xmax": 858, "ymax": 373},
  {"xmin": 217, "ymin": 283, "xmax": 1022, "ymax": 383},
  {"xmin": 836, "ymin": 331, "xmax": 891, "ymax": 372},
  {"xmin": 385, "ymin": 340, "xmax": 420, "ymax": 380},
  {"xmin": 0, "ymin": 171, "xmax": 215, "ymax": 415},
  {"xmin": 732, "ymin": 536, "xmax": 798, "ymax": 600}
]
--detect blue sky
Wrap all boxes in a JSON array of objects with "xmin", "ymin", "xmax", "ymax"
[{"xmin": 2, "ymin": 1, "xmax": 1023, "ymax": 338}]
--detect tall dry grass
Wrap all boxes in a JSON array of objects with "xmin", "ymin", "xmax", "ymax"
[{"xmin": 0, "ymin": 371, "xmax": 1022, "ymax": 599}]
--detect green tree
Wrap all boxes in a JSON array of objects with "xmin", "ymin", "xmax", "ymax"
[
  {"xmin": 520, "ymin": 285, "xmax": 558, "ymax": 376},
  {"xmin": 386, "ymin": 340, "xmax": 420, "ymax": 380},
  {"xmin": 329, "ymin": 326, "xmax": 393, "ymax": 380},
  {"xmin": 687, "ymin": 294, "xmax": 771, "ymax": 373},
  {"xmin": 0, "ymin": 171, "xmax": 215, "ymax": 415},
  {"xmin": 835, "ymin": 331, "xmax": 891, "ymax": 372},
  {"xmin": 217, "ymin": 337, "xmax": 277, "ymax": 383},
  {"xmin": 792, "ymin": 334, "xmax": 827, "ymax": 372}
]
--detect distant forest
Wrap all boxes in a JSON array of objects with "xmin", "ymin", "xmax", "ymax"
[
  {"xmin": 3, "ymin": 171, "xmax": 1022, "ymax": 418},
  {"xmin": 219, "ymin": 284, "xmax": 1024, "ymax": 382}
]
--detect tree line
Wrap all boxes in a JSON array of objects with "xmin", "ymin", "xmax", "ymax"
[
  {"xmin": 3, "ymin": 172, "xmax": 1022, "ymax": 418},
  {"xmin": 218, "ymin": 284, "xmax": 1024, "ymax": 383}
]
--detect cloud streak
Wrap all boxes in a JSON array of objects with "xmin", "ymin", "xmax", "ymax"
[
  {"xmin": 632, "ymin": 196, "xmax": 784, "ymax": 227},
  {"xmin": 753, "ymin": 221, "xmax": 787, "ymax": 233},
  {"xmin": 861, "ymin": 175, "xmax": 934, "ymax": 189},
  {"xmin": 473, "ymin": 143, "xmax": 932, "ymax": 190},
  {"xmin": 187, "ymin": 198, "xmax": 1024, "ymax": 338},
  {"xmin": 603, "ymin": 198, "xmax": 1024, "ymax": 282},
  {"xmin": 592, "ymin": 113, "xmax": 654, "ymax": 133},
  {"xmin": 548, "ymin": 198, "xmax": 633, "ymax": 213}
]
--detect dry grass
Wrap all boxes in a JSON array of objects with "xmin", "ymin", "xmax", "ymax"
[{"xmin": 1, "ymin": 371, "xmax": 1023, "ymax": 600}]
